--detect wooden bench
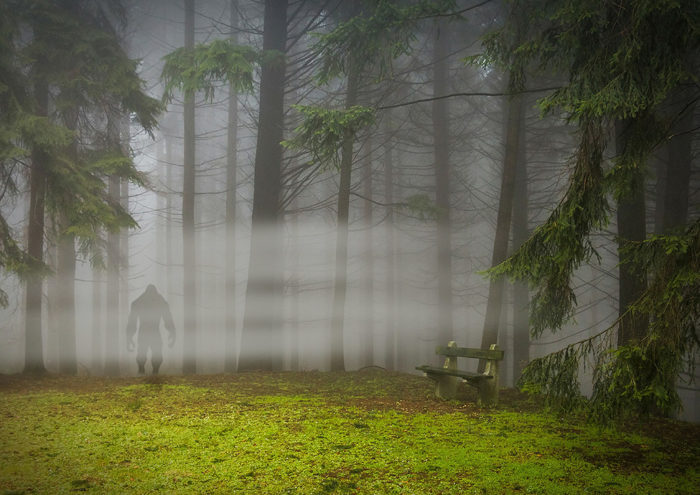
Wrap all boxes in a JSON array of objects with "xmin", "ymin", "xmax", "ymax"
[{"xmin": 416, "ymin": 341, "xmax": 504, "ymax": 406}]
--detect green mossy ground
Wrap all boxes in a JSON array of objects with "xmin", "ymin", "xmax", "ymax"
[{"xmin": 0, "ymin": 371, "xmax": 698, "ymax": 494}]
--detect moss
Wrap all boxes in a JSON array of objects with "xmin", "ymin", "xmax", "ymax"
[{"xmin": 0, "ymin": 372, "xmax": 697, "ymax": 494}]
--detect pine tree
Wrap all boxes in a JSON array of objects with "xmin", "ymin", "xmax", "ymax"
[{"xmin": 481, "ymin": 0, "xmax": 700, "ymax": 418}]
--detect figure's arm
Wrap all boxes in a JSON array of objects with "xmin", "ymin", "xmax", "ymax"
[
  {"xmin": 163, "ymin": 301, "xmax": 176, "ymax": 346},
  {"xmin": 126, "ymin": 304, "xmax": 137, "ymax": 351}
]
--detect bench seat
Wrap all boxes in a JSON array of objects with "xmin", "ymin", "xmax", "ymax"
[{"xmin": 415, "ymin": 365, "xmax": 492, "ymax": 381}]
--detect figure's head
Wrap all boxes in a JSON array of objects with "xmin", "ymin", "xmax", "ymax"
[{"xmin": 145, "ymin": 284, "xmax": 158, "ymax": 296}]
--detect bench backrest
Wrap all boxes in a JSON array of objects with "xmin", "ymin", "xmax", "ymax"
[{"xmin": 435, "ymin": 345, "xmax": 504, "ymax": 361}]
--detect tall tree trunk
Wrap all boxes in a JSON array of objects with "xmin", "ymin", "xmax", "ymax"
[
  {"xmin": 104, "ymin": 171, "xmax": 121, "ymax": 375},
  {"xmin": 479, "ymin": 75, "xmax": 523, "ymax": 370},
  {"xmin": 432, "ymin": 20, "xmax": 453, "ymax": 345},
  {"xmin": 24, "ymin": 79, "xmax": 49, "ymax": 375},
  {"xmin": 616, "ymin": 119, "xmax": 648, "ymax": 345},
  {"xmin": 238, "ymin": 0, "xmax": 288, "ymax": 372},
  {"xmin": 104, "ymin": 112, "xmax": 122, "ymax": 376},
  {"xmin": 224, "ymin": 0, "xmax": 239, "ymax": 373},
  {"xmin": 383, "ymin": 112, "xmax": 396, "ymax": 371},
  {"xmin": 330, "ymin": 71, "xmax": 360, "ymax": 372},
  {"xmin": 91, "ymin": 262, "xmax": 103, "ymax": 375},
  {"xmin": 182, "ymin": 0, "xmax": 197, "ymax": 374},
  {"xmin": 361, "ymin": 137, "xmax": 374, "ymax": 367},
  {"xmin": 46, "ymin": 233, "xmax": 59, "ymax": 371},
  {"xmin": 120, "ymin": 116, "xmax": 130, "ymax": 345},
  {"xmin": 165, "ymin": 130, "xmax": 174, "ymax": 296},
  {"xmin": 511, "ymin": 112, "xmax": 529, "ymax": 383},
  {"xmin": 56, "ymin": 108, "xmax": 80, "ymax": 375},
  {"xmin": 661, "ymin": 101, "xmax": 694, "ymax": 233},
  {"xmin": 56, "ymin": 210, "xmax": 77, "ymax": 375},
  {"xmin": 289, "ymin": 201, "xmax": 300, "ymax": 370}
]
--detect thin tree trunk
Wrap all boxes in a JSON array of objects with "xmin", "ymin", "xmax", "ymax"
[
  {"xmin": 289, "ymin": 201, "xmax": 300, "ymax": 370},
  {"xmin": 104, "ymin": 171, "xmax": 121, "ymax": 375},
  {"xmin": 511, "ymin": 112, "xmax": 529, "ymax": 383},
  {"xmin": 56, "ymin": 210, "xmax": 77, "ymax": 375},
  {"xmin": 92, "ymin": 262, "xmax": 103, "ymax": 375},
  {"xmin": 330, "ymin": 71, "xmax": 360, "ymax": 372},
  {"xmin": 238, "ymin": 0, "xmax": 288, "ymax": 372},
  {"xmin": 24, "ymin": 79, "xmax": 49, "ymax": 375},
  {"xmin": 165, "ymin": 131, "xmax": 173, "ymax": 296},
  {"xmin": 432, "ymin": 20, "xmax": 453, "ymax": 345},
  {"xmin": 182, "ymin": 0, "xmax": 197, "ymax": 374},
  {"xmin": 384, "ymin": 112, "xmax": 396, "ymax": 371},
  {"xmin": 46, "ymin": 232, "xmax": 59, "ymax": 371},
  {"xmin": 479, "ymin": 75, "xmax": 523, "ymax": 370},
  {"xmin": 55, "ymin": 108, "xmax": 81, "ymax": 375},
  {"xmin": 616, "ymin": 119, "xmax": 648, "ymax": 345},
  {"xmin": 224, "ymin": 0, "xmax": 239, "ymax": 373},
  {"xmin": 361, "ymin": 137, "xmax": 374, "ymax": 367},
  {"xmin": 661, "ymin": 101, "xmax": 694, "ymax": 232},
  {"xmin": 120, "ymin": 115, "xmax": 130, "ymax": 345},
  {"xmin": 104, "ymin": 111, "xmax": 122, "ymax": 376}
]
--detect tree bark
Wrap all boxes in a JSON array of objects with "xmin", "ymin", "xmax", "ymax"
[
  {"xmin": 182, "ymin": 0, "xmax": 197, "ymax": 374},
  {"xmin": 479, "ymin": 75, "xmax": 523, "ymax": 370},
  {"xmin": 511, "ymin": 111, "xmax": 529, "ymax": 383},
  {"xmin": 383, "ymin": 112, "xmax": 396, "ymax": 371},
  {"xmin": 23, "ymin": 79, "xmax": 49, "ymax": 375},
  {"xmin": 104, "ymin": 170, "xmax": 121, "ymax": 375},
  {"xmin": 616, "ymin": 119, "xmax": 648, "ymax": 345},
  {"xmin": 238, "ymin": 0, "xmax": 288, "ymax": 371},
  {"xmin": 224, "ymin": 0, "xmax": 239, "ymax": 373},
  {"xmin": 432, "ymin": 20, "xmax": 453, "ymax": 346},
  {"xmin": 119, "ymin": 115, "xmax": 130, "ymax": 347},
  {"xmin": 661, "ymin": 100, "xmax": 694, "ymax": 233},
  {"xmin": 56, "ymin": 209, "xmax": 77, "ymax": 375},
  {"xmin": 91, "ymin": 261, "xmax": 103, "ymax": 375},
  {"xmin": 330, "ymin": 71, "xmax": 359, "ymax": 372},
  {"xmin": 361, "ymin": 137, "xmax": 375, "ymax": 368}
]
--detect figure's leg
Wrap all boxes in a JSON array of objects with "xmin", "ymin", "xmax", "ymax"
[
  {"xmin": 136, "ymin": 337, "xmax": 147, "ymax": 375},
  {"xmin": 150, "ymin": 332, "xmax": 163, "ymax": 375}
]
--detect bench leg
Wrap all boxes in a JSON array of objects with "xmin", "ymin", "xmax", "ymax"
[
  {"xmin": 477, "ymin": 378, "xmax": 498, "ymax": 407},
  {"xmin": 434, "ymin": 375, "xmax": 460, "ymax": 400},
  {"xmin": 478, "ymin": 351, "xmax": 500, "ymax": 406}
]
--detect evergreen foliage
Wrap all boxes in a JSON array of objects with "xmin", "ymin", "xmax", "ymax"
[
  {"xmin": 481, "ymin": 0, "xmax": 700, "ymax": 418},
  {"xmin": 161, "ymin": 40, "xmax": 258, "ymax": 103},
  {"xmin": 0, "ymin": 0, "xmax": 162, "ymax": 304},
  {"xmin": 283, "ymin": 105, "xmax": 375, "ymax": 170}
]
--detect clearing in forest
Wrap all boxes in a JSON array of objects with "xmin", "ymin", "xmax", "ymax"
[{"xmin": 0, "ymin": 371, "xmax": 698, "ymax": 494}]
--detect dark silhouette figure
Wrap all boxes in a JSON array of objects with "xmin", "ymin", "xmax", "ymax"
[{"xmin": 126, "ymin": 284, "xmax": 175, "ymax": 375}]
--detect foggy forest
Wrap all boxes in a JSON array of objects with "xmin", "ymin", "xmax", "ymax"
[{"xmin": 0, "ymin": 0, "xmax": 698, "ymax": 424}]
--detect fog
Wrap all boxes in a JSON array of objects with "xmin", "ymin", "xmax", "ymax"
[{"xmin": 0, "ymin": 0, "xmax": 698, "ymax": 422}]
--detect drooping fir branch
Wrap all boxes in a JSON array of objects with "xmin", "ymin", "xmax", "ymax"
[
  {"xmin": 47, "ymin": 149, "xmax": 145, "ymax": 257},
  {"xmin": 519, "ymin": 219, "xmax": 700, "ymax": 420},
  {"xmin": 282, "ymin": 105, "xmax": 375, "ymax": 170},
  {"xmin": 161, "ymin": 40, "xmax": 258, "ymax": 103}
]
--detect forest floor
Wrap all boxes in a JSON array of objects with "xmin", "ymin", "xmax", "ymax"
[{"xmin": 0, "ymin": 370, "xmax": 698, "ymax": 494}]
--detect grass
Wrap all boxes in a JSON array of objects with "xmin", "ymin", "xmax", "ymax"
[{"xmin": 0, "ymin": 370, "xmax": 698, "ymax": 494}]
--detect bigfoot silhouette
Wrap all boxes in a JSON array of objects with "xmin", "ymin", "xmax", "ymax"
[{"xmin": 126, "ymin": 284, "xmax": 176, "ymax": 375}]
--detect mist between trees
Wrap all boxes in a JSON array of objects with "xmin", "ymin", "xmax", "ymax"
[{"xmin": 0, "ymin": 0, "xmax": 698, "ymax": 422}]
